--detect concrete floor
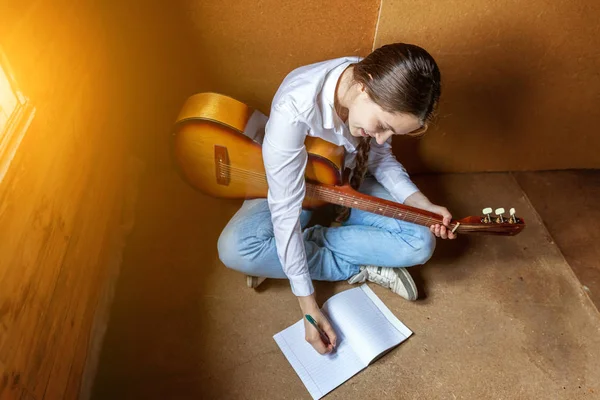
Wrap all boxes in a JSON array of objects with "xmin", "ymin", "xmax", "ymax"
[{"xmin": 91, "ymin": 170, "xmax": 600, "ymax": 400}]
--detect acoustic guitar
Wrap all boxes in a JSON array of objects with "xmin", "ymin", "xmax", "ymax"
[{"xmin": 172, "ymin": 92, "xmax": 525, "ymax": 236}]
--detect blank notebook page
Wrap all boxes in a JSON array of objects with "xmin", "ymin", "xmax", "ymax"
[
  {"xmin": 274, "ymin": 319, "xmax": 365, "ymax": 400},
  {"xmin": 324, "ymin": 284, "xmax": 412, "ymax": 365}
]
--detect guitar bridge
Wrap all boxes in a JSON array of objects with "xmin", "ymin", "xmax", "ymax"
[{"xmin": 214, "ymin": 145, "xmax": 230, "ymax": 186}]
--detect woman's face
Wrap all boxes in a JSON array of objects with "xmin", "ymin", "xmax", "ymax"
[{"xmin": 347, "ymin": 89, "xmax": 423, "ymax": 145}]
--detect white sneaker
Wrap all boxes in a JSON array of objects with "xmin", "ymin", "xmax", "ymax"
[
  {"xmin": 246, "ymin": 275, "xmax": 267, "ymax": 289},
  {"xmin": 348, "ymin": 266, "xmax": 418, "ymax": 301}
]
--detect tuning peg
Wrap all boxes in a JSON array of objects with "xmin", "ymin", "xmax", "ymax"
[
  {"xmin": 495, "ymin": 207, "xmax": 505, "ymax": 223},
  {"xmin": 482, "ymin": 207, "xmax": 493, "ymax": 223},
  {"xmin": 509, "ymin": 208, "xmax": 517, "ymax": 223}
]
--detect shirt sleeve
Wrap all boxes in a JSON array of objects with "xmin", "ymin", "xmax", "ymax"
[
  {"xmin": 262, "ymin": 104, "xmax": 314, "ymax": 297},
  {"xmin": 368, "ymin": 138, "xmax": 420, "ymax": 203}
]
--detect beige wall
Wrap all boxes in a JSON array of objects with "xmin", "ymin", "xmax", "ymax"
[
  {"xmin": 102, "ymin": 1, "xmax": 210, "ymax": 172},
  {"xmin": 164, "ymin": 0, "xmax": 600, "ymax": 174},
  {"xmin": 182, "ymin": 0, "xmax": 380, "ymax": 113},
  {"xmin": 375, "ymin": 0, "xmax": 600, "ymax": 173}
]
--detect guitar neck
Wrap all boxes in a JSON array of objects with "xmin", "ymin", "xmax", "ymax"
[{"xmin": 305, "ymin": 182, "xmax": 450, "ymax": 229}]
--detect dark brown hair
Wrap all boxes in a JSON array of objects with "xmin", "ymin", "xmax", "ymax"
[{"xmin": 335, "ymin": 43, "xmax": 441, "ymax": 223}]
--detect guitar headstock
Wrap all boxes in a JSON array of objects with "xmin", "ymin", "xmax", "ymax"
[{"xmin": 454, "ymin": 207, "xmax": 526, "ymax": 236}]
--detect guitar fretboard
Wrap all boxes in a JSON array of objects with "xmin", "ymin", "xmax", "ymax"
[{"xmin": 305, "ymin": 182, "xmax": 447, "ymax": 229}]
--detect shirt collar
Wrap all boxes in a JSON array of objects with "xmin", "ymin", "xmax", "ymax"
[{"xmin": 319, "ymin": 57, "xmax": 361, "ymax": 130}]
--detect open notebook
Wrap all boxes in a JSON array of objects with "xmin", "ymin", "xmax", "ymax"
[{"xmin": 273, "ymin": 284, "xmax": 412, "ymax": 400}]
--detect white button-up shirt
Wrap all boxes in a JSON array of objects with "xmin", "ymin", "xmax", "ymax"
[{"xmin": 262, "ymin": 56, "xmax": 419, "ymax": 297}]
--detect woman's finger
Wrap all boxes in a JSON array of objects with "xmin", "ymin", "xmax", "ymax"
[
  {"xmin": 443, "ymin": 215, "xmax": 452, "ymax": 227},
  {"xmin": 321, "ymin": 319, "xmax": 337, "ymax": 348},
  {"xmin": 304, "ymin": 317, "xmax": 329, "ymax": 354},
  {"xmin": 307, "ymin": 333, "xmax": 328, "ymax": 354},
  {"xmin": 314, "ymin": 340, "xmax": 329, "ymax": 354}
]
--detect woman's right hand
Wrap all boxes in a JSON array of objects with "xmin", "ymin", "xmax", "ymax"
[{"xmin": 298, "ymin": 294, "xmax": 337, "ymax": 354}]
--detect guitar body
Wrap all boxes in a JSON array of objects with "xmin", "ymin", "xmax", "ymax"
[{"xmin": 172, "ymin": 92, "xmax": 346, "ymax": 209}]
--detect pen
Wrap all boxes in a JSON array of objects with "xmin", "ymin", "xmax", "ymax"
[{"xmin": 305, "ymin": 314, "xmax": 333, "ymax": 347}]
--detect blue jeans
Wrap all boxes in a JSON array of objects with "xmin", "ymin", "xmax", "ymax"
[{"xmin": 217, "ymin": 177, "xmax": 436, "ymax": 281}]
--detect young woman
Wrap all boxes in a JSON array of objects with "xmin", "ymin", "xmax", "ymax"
[{"xmin": 218, "ymin": 43, "xmax": 456, "ymax": 355}]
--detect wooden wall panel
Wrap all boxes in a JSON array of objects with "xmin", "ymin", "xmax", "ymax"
[
  {"xmin": 374, "ymin": 0, "xmax": 600, "ymax": 173},
  {"xmin": 0, "ymin": 0, "xmax": 134, "ymax": 399}
]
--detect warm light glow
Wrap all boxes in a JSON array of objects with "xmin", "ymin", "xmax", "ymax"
[
  {"xmin": 0, "ymin": 63, "xmax": 18, "ymax": 136},
  {"xmin": 0, "ymin": 51, "xmax": 35, "ymax": 184}
]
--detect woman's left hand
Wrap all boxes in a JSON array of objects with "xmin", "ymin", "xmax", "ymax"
[
  {"xmin": 423, "ymin": 204, "xmax": 457, "ymax": 240},
  {"xmin": 404, "ymin": 192, "xmax": 457, "ymax": 240}
]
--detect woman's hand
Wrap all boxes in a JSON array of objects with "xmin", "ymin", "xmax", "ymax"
[
  {"xmin": 298, "ymin": 294, "xmax": 337, "ymax": 354},
  {"xmin": 404, "ymin": 192, "xmax": 457, "ymax": 240},
  {"xmin": 423, "ymin": 203, "xmax": 457, "ymax": 240}
]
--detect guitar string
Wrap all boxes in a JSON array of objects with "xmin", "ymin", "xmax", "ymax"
[
  {"xmin": 181, "ymin": 147, "xmax": 488, "ymax": 227},
  {"xmin": 227, "ymin": 173, "xmax": 509, "ymax": 232},
  {"xmin": 216, "ymin": 165, "xmax": 469, "ymax": 230},
  {"xmin": 212, "ymin": 164, "xmax": 506, "ymax": 229},
  {"xmin": 220, "ymin": 173, "xmax": 501, "ymax": 234},
  {"xmin": 179, "ymin": 154, "xmax": 498, "ymax": 231},
  {"xmin": 224, "ymin": 170, "xmax": 443, "ymax": 226},
  {"xmin": 216, "ymin": 164, "xmax": 442, "ymax": 224}
]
